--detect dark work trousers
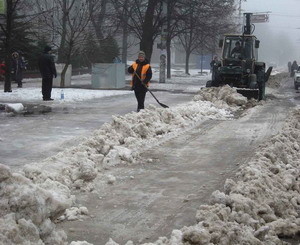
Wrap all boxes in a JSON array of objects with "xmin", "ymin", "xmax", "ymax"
[
  {"xmin": 42, "ymin": 77, "xmax": 53, "ymax": 99},
  {"xmin": 15, "ymin": 71, "xmax": 23, "ymax": 87},
  {"xmin": 134, "ymin": 89, "xmax": 147, "ymax": 111}
]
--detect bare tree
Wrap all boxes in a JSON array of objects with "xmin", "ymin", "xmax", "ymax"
[
  {"xmin": 87, "ymin": 0, "xmax": 108, "ymax": 42},
  {"xmin": 111, "ymin": 0, "xmax": 133, "ymax": 65},
  {"xmin": 112, "ymin": 0, "xmax": 163, "ymax": 61},
  {"xmin": 35, "ymin": 0, "xmax": 91, "ymax": 87},
  {"xmin": 178, "ymin": 0, "xmax": 236, "ymax": 74},
  {"xmin": 164, "ymin": 0, "xmax": 189, "ymax": 78},
  {"xmin": 0, "ymin": 0, "xmax": 36, "ymax": 92}
]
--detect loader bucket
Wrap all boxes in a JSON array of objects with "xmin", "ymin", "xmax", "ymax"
[
  {"xmin": 236, "ymin": 88, "xmax": 259, "ymax": 100},
  {"xmin": 265, "ymin": 67, "xmax": 273, "ymax": 82}
]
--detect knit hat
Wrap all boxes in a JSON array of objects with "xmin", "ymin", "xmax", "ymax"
[
  {"xmin": 44, "ymin": 45, "xmax": 52, "ymax": 53},
  {"xmin": 138, "ymin": 51, "xmax": 146, "ymax": 58},
  {"xmin": 12, "ymin": 52, "xmax": 19, "ymax": 58}
]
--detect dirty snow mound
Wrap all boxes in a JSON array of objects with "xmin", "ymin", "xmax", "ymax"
[
  {"xmin": 267, "ymin": 73, "xmax": 288, "ymax": 88},
  {"xmin": 0, "ymin": 164, "xmax": 69, "ymax": 244},
  {"xmin": 23, "ymin": 101, "xmax": 232, "ymax": 195},
  {"xmin": 194, "ymin": 85, "xmax": 248, "ymax": 110},
  {"xmin": 5, "ymin": 103, "xmax": 24, "ymax": 113},
  {"xmin": 108, "ymin": 108, "xmax": 300, "ymax": 245},
  {"xmin": 70, "ymin": 241, "xmax": 93, "ymax": 245},
  {"xmin": 189, "ymin": 107, "xmax": 300, "ymax": 243},
  {"xmin": 57, "ymin": 206, "xmax": 89, "ymax": 222},
  {"xmin": 20, "ymin": 98, "xmax": 246, "ymax": 243}
]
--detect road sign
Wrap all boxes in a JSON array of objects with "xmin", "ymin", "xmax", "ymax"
[
  {"xmin": 252, "ymin": 14, "xmax": 269, "ymax": 23},
  {"xmin": 0, "ymin": 0, "xmax": 5, "ymax": 15}
]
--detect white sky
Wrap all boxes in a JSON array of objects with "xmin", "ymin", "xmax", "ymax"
[
  {"xmin": 242, "ymin": 0, "xmax": 300, "ymax": 65},
  {"xmin": 243, "ymin": 0, "xmax": 300, "ymax": 30}
]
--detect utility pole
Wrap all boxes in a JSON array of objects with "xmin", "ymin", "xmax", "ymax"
[
  {"xmin": 238, "ymin": 0, "xmax": 243, "ymax": 31},
  {"xmin": 159, "ymin": 0, "xmax": 167, "ymax": 83}
]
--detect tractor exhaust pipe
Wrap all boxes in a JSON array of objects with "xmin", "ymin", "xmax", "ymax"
[{"xmin": 243, "ymin": 13, "xmax": 253, "ymax": 35}]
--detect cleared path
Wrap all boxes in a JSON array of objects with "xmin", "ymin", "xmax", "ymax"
[{"xmin": 59, "ymin": 90, "xmax": 293, "ymax": 244}]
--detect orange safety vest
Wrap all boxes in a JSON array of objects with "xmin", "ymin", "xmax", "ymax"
[{"xmin": 130, "ymin": 62, "xmax": 150, "ymax": 87}]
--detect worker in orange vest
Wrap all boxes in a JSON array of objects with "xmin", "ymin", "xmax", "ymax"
[{"xmin": 128, "ymin": 51, "xmax": 152, "ymax": 112}]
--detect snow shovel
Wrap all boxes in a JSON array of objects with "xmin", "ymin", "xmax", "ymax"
[{"xmin": 133, "ymin": 71, "xmax": 169, "ymax": 108}]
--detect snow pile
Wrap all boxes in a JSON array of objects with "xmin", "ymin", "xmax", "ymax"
[
  {"xmin": 5, "ymin": 103, "xmax": 24, "ymax": 113},
  {"xmin": 267, "ymin": 73, "xmax": 288, "ymax": 89},
  {"xmin": 57, "ymin": 206, "xmax": 89, "ymax": 222},
  {"xmin": 194, "ymin": 85, "xmax": 249, "ymax": 110},
  {"xmin": 185, "ymin": 108, "xmax": 300, "ymax": 243},
  {"xmin": 23, "ymin": 100, "xmax": 232, "ymax": 194},
  {"xmin": 107, "ymin": 107, "xmax": 300, "ymax": 245},
  {"xmin": 0, "ymin": 163, "xmax": 69, "ymax": 245},
  {"xmin": 70, "ymin": 241, "xmax": 93, "ymax": 245}
]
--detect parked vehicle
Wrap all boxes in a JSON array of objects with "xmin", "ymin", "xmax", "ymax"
[{"xmin": 294, "ymin": 67, "xmax": 300, "ymax": 90}]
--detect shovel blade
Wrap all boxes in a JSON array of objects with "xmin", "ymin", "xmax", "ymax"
[{"xmin": 159, "ymin": 102, "xmax": 169, "ymax": 108}]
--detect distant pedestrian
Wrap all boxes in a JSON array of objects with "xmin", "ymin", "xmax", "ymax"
[
  {"xmin": 38, "ymin": 46, "xmax": 57, "ymax": 101},
  {"xmin": 0, "ymin": 60, "xmax": 6, "ymax": 81},
  {"xmin": 210, "ymin": 55, "xmax": 218, "ymax": 73},
  {"xmin": 128, "ymin": 51, "xmax": 152, "ymax": 112},
  {"xmin": 291, "ymin": 60, "xmax": 298, "ymax": 77},
  {"xmin": 11, "ymin": 51, "xmax": 26, "ymax": 88},
  {"xmin": 288, "ymin": 61, "xmax": 291, "ymax": 73}
]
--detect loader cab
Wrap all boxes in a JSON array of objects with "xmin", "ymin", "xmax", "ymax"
[{"xmin": 222, "ymin": 35, "xmax": 258, "ymax": 61}]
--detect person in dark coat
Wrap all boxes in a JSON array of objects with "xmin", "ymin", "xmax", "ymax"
[
  {"xmin": 128, "ymin": 51, "xmax": 152, "ymax": 112},
  {"xmin": 210, "ymin": 55, "xmax": 218, "ymax": 73},
  {"xmin": 38, "ymin": 46, "xmax": 57, "ymax": 101},
  {"xmin": 11, "ymin": 52, "xmax": 26, "ymax": 88},
  {"xmin": 231, "ymin": 41, "xmax": 243, "ymax": 58},
  {"xmin": 291, "ymin": 60, "xmax": 298, "ymax": 77},
  {"xmin": 288, "ymin": 61, "xmax": 292, "ymax": 73}
]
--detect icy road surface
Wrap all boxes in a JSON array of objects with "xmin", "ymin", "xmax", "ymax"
[
  {"xmin": 1, "ymin": 72, "xmax": 300, "ymax": 244},
  {"xmin": 0, "ymin": 92, "xmax": 193, "ymax": 169},
  {"xmin": 57, "ymin": 74, "xmax": 299, "ymax": 244}
]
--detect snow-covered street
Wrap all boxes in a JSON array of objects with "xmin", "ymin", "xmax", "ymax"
[
  {"xmin": 57, "ymin": 75, "xmax": 300, "ymax": 245},
  {"xmin": 1, "ymin": 70, "xmax": 300, "ymax": 244},
  {"xmin": 0, "ymin": 69, "xmax": 208, "ymax": 169},
  {"xmin": 60, "ymin": 96, "xmax": 292, "ymax": 244}
]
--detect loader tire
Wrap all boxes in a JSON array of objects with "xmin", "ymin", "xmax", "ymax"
[
  {"xmin": 206, "ymin": 80, "xmax": 212, "ymax": 87},
  {"xmin": 211, "ymin": 79, "xmax": 220, "ymax": 87}
]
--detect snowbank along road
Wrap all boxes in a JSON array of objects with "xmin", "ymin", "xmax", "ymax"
[{"xmin": 1, "ymin": 72, "xmax": 300, "ymax": 245}]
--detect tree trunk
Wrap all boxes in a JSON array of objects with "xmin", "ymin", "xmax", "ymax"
[
  {"xmin": 122, "ymin": 26, "xmax": 128, "ymax": 65},
  {"xmin": 200, "ymin": 48, "xmax": 204, "ymax": 74},
  {"xmin": 60, "ymin": 42, "xmax": 72, "ymax": 88},
  {"xmin": 58, "ymin": 0, "xmax": 67, "ymax": 63},
  {"xmin": 4, "ymin": 0, "xmax": 13, "ymax": 92},
  {"xmin": 121, "ymin": 0, "xmax": 129, "ymax": 66},
  {"xmin": 166, "ymin": 0, "xmax": 171, "ymax": 79},
  {"xmin": 90, "ymin": 0, "xmax": 108, "ymax": 43},
  {"xmin": 166, "ymin": 38, "xmax": 171, "ymax": 79},
  {"xmin": 185, "ymin": 50, "xmax": 190, "ymax": 75},
  {"xmin": 60, "ymin": 63, "xmax": 69, "ymax": 88},
  {"xmin": 140, "ymin": 37, "xmax": 154, "ymax": 62},
  {"xmin": 139, "ymin": 0, "xmax": 159, "ymax": 61}
]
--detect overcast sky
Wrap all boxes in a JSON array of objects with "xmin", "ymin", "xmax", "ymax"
[{"xmin": 241, "ymin": 0, "xmax": 300, "ymax": 65}]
